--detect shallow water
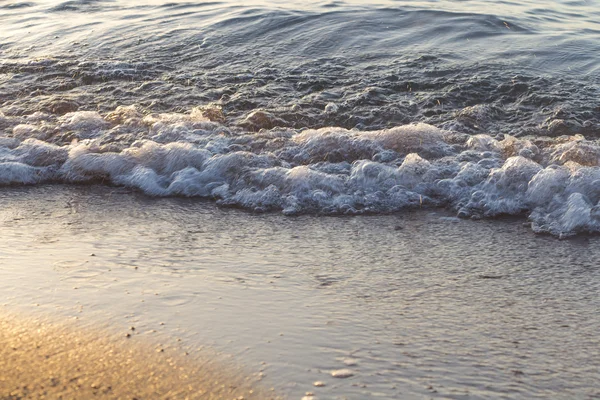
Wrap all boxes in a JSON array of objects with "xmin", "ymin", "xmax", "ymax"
[
  {"xmin": 1, "ymin": 0, "xmax": 600, "ymax": 235},
  {"xmin": 1, "ymin": 185, "xmax": 600, "ymax": 399}
]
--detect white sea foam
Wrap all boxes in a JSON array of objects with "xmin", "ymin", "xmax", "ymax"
[
  {"xmin": 59, "ymin": 111, "xmax": 110, "ymax": 138},
  {"xmin": 2, "ymin": 107, "xmax": 600, "ymax": 237}
]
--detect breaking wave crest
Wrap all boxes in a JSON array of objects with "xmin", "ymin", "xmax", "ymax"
[{"xmin": 3, "ymin": 106, "xmax": 600, "ymax": 237}]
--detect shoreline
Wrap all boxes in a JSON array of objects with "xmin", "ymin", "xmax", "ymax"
[
  {"xmin": 0, "ymin": 311, "xmax": 275, "ymax": 399},
  {"xmin": 1, "ymin": 184, "xmax": 599, "ymax": 399}
]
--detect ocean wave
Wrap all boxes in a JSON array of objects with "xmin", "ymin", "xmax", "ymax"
[{"xmin": 2, "ymin": 106, "xmax": 600, "ymax": 237}]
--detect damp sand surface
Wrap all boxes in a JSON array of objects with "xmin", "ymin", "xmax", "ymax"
[
  {"xmin": 0, "ymin": 312, "xmax": 272, "ymax": 399},
  {"xmin": 1, "ymin": 185, "xmax": 600, "ymax": 399}
]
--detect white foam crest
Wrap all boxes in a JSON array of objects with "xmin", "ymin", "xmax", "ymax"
[
  {"xmin": 122, "ymin": 141, "xmax": 211, "ymax": 175},
  {"xmin": 212, "ymin": 165, "xmax": 347, "ymax": 213},
  {"xmin": 105, "ymin": 106, "xmax": 144, "ymax": 126},
  {"xmin": 0, "ymin": 139, "xmax": 65, "ymax": 184},
  {"xmin": 224, "ymin": 185, "xmax": 284, "ymax": 212},
  {"xmin": 13, "ymin": 124, "xmax": 50, "ymax": 140},
  {"xmin": 397, "ymin": 153, "xmax": 436, "ymax": 189},
  {"xmin": 25, "ymin": 112, "xmax": 55, "ymax": 123},
  {"xmin": 466, "ymin": 134, "xmax": 500, "ymax": 152},
  {"xmin": 59, "ymin": 111, "xmax": 111, "ymax": 138},
  {"xmin": 0, "ymin": 162, "xmax": 51, "ymax": 185},
  {"xmin": 113, "ymin": 166, "xmax": 170, "ymax": 196},
  {"xmin": 349, "ymin": 160, "xmax": 402, "ymax": 192},
  {"xmin": 548, "ymin": 139, "xmax": 600, "ymax": 166},
  {"xmin": 285, "ymin": 165, "xmax": 346, "ymax": 194},
  {"xmin": 526, "ymin": 165, "xmax": 571, "ymax": 207},
  {"xmin": 291, "ymin": 123, "xmax": 452, "ymax": 163},
  {"xmin": 13, "ymin": 139, "xmax": 69, "ymax": 167},
  {"xmin": 530, "ymin": 192, "xmax": 600, "ymax": 237},
  {"xmin": 141, "ymin": 108, "xmax": 209, "ymax": 126},
  {"xmin": 458, "ymin": 156, "xmax": 543, "ymax": 217},
  {"xmin": 141, "ymin": 109, "xmax": 224, "ymax": 144},
  {"xmin": 525, "ymin": 164, "xmax": 600, "ymax": 236},
  {"xmin": 170, "ymin": 168, "xmax": 232, "ymax": 197},
  {"xmin": 0, "ymin": 137, "xmax": 20, "ymax": 150},
  {"xmin": 0, "ymin": 111, "xmax": 11, "ymax": 130},
  {"xmin": 5, "ymin": 106, "xmax": 600, "ymax": 236},
  {"xmin": 362, "ymin": 123, "xmax": 452, "ymax": 158},
  {"xmin": 62, "ymin": 151, "xmax": 136, "ymax": 182},
  {"xmin": 292, "ymin": 127, "xmax": 380, "ymax": 163},
  {"xmin": 167, "ymin": 152, "xmax": 277, "ymax": 198}
]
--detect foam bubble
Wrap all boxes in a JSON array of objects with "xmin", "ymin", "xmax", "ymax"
[
  {"xmin": 59, "ymin": 111, "xmax": 110, "ymax": 138},
  {"xmin": 0, "ymin": 162, "xmax": 51, "ymax": 185}
]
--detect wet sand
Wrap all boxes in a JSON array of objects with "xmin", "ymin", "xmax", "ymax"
[
  {"xmin": 0, "ymin": 312, "xmax": 274, "ymax": 399},
  {"xmin": 2, "ymin": 185, "xmax": 600, "ymax": 399}
]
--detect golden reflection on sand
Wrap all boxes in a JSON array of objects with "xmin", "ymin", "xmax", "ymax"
[{"xmin": 0, "ymin": 312, "xmax": 277, "ymax": 399}]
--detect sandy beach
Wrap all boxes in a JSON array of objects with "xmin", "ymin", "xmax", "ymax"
[{"xmin": 0, "ymin": 312, "xmax": 273, "ymax": 399}]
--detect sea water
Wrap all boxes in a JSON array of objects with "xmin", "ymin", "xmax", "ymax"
[
  {"xmin": 1, "ymin": 2, "xmax": 600, "ymax": 398},
  {"xmin": 1, "ymin": 0, "xmax": 600, "ymax": 236}
]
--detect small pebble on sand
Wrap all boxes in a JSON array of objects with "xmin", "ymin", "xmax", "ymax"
[
  {"xmin": 313, "ymin": 381, "xmax": 326, "ymax": 387},
  {"xmin": 331, "ymin": 369, "xmax": 354, "ymax": 378}
]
